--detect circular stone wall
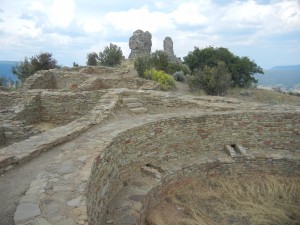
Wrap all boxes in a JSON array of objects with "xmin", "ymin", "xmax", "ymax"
[{"xmin": 87, "ymin": 111, "xmax": 300, "ymax": 225}]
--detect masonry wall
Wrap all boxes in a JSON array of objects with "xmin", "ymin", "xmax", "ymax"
[
  {"xmin": 87, "ymin": 111, "xmax": 300, "ymax": 225},
  {"xmin": 40, "ymin": 91, "xmax": 105, "ymax": 124},
  {"xmin": 0, "ymin": 127, "xmax": 5, "ymax": 147},
  {"xmin": 0, "ymin": 92, "xmax": 23, "ymax": 109},
  {"xmin": 0, "ymin": 92, "xmax": 41, "ymax": 146},
  {"xmin": 23, "ymin": 70, "xmax": 56, "ymax": 90}
]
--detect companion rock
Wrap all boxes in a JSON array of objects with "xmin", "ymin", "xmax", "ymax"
[{"xmin": 163, "ymin": 36, "xmax": 181, "ymax": 63}]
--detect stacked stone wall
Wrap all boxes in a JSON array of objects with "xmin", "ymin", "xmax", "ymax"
[
  {"xmin": 87, "ymin": 111, "xmax": 300, "ymax": 224},
  {"xmin": 22, "ymin": 67, "xmax": 158, "ymax": 91},
  {"xmin": 0, "ymin": 92, "xmax": 24, "ymax": 109},
  {"xmin": 0, "ymin": 92, "xmax": 41, "ymax": 146},
  {"xmin": 0, "ymin": 127, "xmax": 5, "ymax": 147},
  {"xmin": 23, "ymin": 70, "xmax": 56, "ymax": 90},
  {"xmin": 122, "ymin": 91, "xmax": 201, "ymax": 108},
  {"xmin": 53, "ymin": 72, "xmax": 88, "ymax": 90},
  {"xmin": 40, "ymin": 91, "xmax": 105, "ymax": 124}
]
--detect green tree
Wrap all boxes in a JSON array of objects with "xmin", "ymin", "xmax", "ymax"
[
  {"xmin": 86, "ymin": 52, "xmax": 99, "ymax": 66},
  {"xmin": 187, "ymin": 61, "xmax": 232, "ymax": 96},
  {"xmin": 151, "ymin": 50, "xmax": 169, "ymax": 72},
  {"xmin": 73, "ymin": 62, "xmax": 79, "ymax": 67},
  {"xmin": 12, "ymin": 53, "xmax": 60, "ymax": 82},
  {"xmin": 134, "ymin": 55, "xmax": 152, "ymax": 77},
  {"xmin": 184, "ymin": 46, "xmax": 263, "ymax": 87},
  {"xmin": 166, "ymin": 62, "xmax": 191, "ymax": 75},
  {"xmin": 99, "ymin": 43, "xmax": 123, "ymax": 67}
]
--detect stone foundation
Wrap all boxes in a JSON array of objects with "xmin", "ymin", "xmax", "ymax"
[
  {"xmin": 22, "ymin": 67, "xmax": 158, "ymax": 91},
  {"xmin": 87, "ymin": 111, "xmax": 300, "ymax": 224}
]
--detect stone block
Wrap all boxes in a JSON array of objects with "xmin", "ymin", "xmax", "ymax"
[
  {"xmin": 130, "ymin": 107, "xmax": 147, "ymax": 114},
  {"xmin": 127, "ymin": 103, "xmax": 142, "ymax": 108},
  {"xmin": 14, "ymin": 203, "xmax": 41, "ymax": 224}
]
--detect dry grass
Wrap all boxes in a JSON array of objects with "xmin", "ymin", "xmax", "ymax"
[
  {"xmin": 227, "ymin": 87, "xmax": 300, "ymax": 106},
  {"xmin": 146, "ymin": 174, "xmax": 300, "ymax": 225}
]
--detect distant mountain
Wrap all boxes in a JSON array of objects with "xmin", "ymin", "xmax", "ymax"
[
  {"xmin": 270, "ymin": 65, "xmax": 300, "ymax": 71},
  {"xmin": 0, "ymin": 61, "xmax": 19, "ymax": 81}
]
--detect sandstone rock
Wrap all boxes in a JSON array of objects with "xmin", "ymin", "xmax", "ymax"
[
  {"xmin": 163, "ymin": 37, "xmax": 181, "ymax": 63},
  {"xmin": 128, "ymin": 30, "xmax": 152, "ymax": 59}
]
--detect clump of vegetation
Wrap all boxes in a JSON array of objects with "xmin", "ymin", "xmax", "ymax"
[
  {"xmin": 134, "ymin": 50, "xmax": 190, "ymax": 78},
  {"xmin": 144, "ymin": 69, "xmax": 175, "ymax": 90},
  {"xmin": 99, "ymin": 43, "xmax": 123, "ymax": 67},
  {"xmin": 86, "ymin": 43, "xmax": 123, "ymax": 67},
  {"xmin": 172, "ymin": 71, "xmax": 186, "ymax": 82},
  {"xmin": 188, "ymin": 61, "xmax": 232, "ymax": 96},
  {"xmin": 86, "ymin": 52, "xmax": 99, "ymax": 66},
  {"xmin": 184, "ymin": 46, "xmax": 264, "ymax": 88},
  {"xmin": 167, "ymin": 62, "xmax": 190, "ymax": 75},
  {"xmin": 134, "ymin": 55, "xmax": 152, "ymax": 77},
  {"xmin": 73, "ymin": 62, "xmax": 79, "ymax": 67},
  {"xmin": 151, "ymin": 50, "xmax": 169, "ymax": 71},
  {"xmin": 12, "ymin": 52, "xmax": 60, "ymax": 82}
]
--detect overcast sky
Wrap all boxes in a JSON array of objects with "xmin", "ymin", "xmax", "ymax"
[{"xmin": 0, "ymin": 0, "xmax": 299, "ymax": 69}]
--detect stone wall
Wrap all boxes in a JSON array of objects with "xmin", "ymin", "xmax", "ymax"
[
  {"xmin": 23, "ymin": 70, "xmax": 56, "ymax": 90},
  {"xmin": 0, "ymin": 127, "xmax": 5, "ymax": 147},
  {"xmin": 22, "ymin": 67, "xmax": 158, "ymax": 91},
  {"xmin": 87, "ymin": 111, "xmax": 300, "ymax": 224},
  {"xmin": 0, "ymin": 92, "xmax": 41, "ymax": 146},
  {"xmin": 40, "ymin": 91, "xmax": 105, "ymax": 124},
  {"xmin": 0, "ymin": 91, "xmax": 23, "ymax": 110}
]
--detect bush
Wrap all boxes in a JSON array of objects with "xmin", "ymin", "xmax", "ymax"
[
  {"xmin": 86, "ymin": 52, "xmax": 98, "ymax": 66},
  {"xmin": 172, "ymin": 71, "xmax": 186, "ymax": 82},
  {"xmin": 167, "ymin": 62, "xmax": 191, "ymax": 75},
  {"xmin": 187, "ymin": 61, "xmax": 232, "ymax": 96},
  {"xmin": 99, "ymin": 43, "xmax": 123, "ymax": 67},
  {"xmin": 151, "ymin": 50, "xmax": 169, "ymax": 72},
  {"xmin": 134, "ymin": 55, "xmax": 152, "ymax": 77},
  {"xmin": 184, "ymin": 46, "xmax": 263, "ymax": 87},
  {"xmin": 12, "ymin": 52, "xmax": 60, "ymax": 82},
  {"xmin": 144, "ymin": 69, "xmax": 175, "ymax": 91}
]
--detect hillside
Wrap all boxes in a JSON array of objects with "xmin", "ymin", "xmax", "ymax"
[{"xmin": 270, "ymin": 64, "xmax": 300, "ymax": 71}]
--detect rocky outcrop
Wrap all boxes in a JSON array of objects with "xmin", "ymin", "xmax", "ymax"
[
  {"xmin": 128, "ymin": 30, "xmax": 152, "ymax": 59},
  {"xmin": 163, "ymin": 37, "xmax": 181, "ymax": 63}
]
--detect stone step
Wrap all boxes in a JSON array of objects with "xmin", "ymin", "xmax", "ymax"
[
  {"xmin": 127, "ymin": 102, "xmax": 142, "ymax": 109},
  {"xmin": 123, "ymin": 98, "xmax": 138, "ymax": 104},
  {"xmin": 130, "ymin": 107, "xmax": 148, "ymax": 114}
]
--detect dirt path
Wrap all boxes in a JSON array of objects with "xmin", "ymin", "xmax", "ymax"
[{"xmin": 171, "ymin": 81, "xmax": 191, "ymax": 96}]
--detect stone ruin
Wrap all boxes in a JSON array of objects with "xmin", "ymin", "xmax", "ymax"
[
  {"xmin": 0, "ymin": 31, "xmax": 299, "ymax": 225},
  {"xmin": 128, "ymin": 30, "xmax": 152, "ymax": 59},
  {"xmin": 163, "ymin": 36, "xmax": 181, "ymax": 63}
]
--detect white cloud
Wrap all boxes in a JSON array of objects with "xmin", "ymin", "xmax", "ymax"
[
  {"xmin": 171, "ymin": 2, "xmax": 209, "ymax": 26},
  {"xmin": 50, "ymin": 0, "xmax": 75, "ymax": 28},
  {"xmin": 104, "ymin": 6, "xmax": 175, "ymax": 33},
  {"xmin": 0, "ymin": 0, "xmax": 299, "ymax": 68}
]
